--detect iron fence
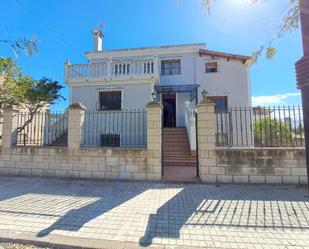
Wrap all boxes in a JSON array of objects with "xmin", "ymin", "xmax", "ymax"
[
  {"xmin": 81, "ymin": 109, "xmax": 147, "ymax": 147},
  {"xmin": 215, "ymin": 106, "xmax": 304, "ymax": 147},
  {"xmin": 16, "ymin": 111, "xmax": 68, "ymax": 146}
]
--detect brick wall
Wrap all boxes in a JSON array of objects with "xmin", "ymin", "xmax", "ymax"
[
  {"xmin": 199, "ymin": 148, "xmax": 307, "ymax": 184},
  {"xmin": 0, "ymin": 146, "xmax": 161, "ymax": 180}
]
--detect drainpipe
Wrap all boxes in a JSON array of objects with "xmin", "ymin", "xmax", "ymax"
[{"xmin": 295, "ymin": 0, "xmax": 309, "ymax": 192}]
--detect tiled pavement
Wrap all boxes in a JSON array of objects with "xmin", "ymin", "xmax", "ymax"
[{"xmin": 0, "ymin": 177, "xmax": 308, "ymax": 248}]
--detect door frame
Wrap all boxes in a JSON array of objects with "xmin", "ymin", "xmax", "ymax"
[{"xmin": 161, "ymin": 93, "xmax": 177, "ymax": 128}]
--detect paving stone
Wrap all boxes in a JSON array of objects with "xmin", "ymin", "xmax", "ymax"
[{"xmin": 0, "ymin": 176, "xmax": 307, "ymax": 248}]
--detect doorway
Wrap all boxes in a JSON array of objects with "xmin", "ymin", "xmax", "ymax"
[{"xmin": 162, "ymin": 93, "xmax": 176, "ymax": 127}]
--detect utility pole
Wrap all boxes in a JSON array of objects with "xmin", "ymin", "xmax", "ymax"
[{"xmin": 295, "ymin": 0, "xmax": 309, "ymax": 192}]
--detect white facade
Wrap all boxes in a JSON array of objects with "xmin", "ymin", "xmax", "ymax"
[{"xmin": 65, "ymin": 32, "xmax": 251, "ymax": 129}]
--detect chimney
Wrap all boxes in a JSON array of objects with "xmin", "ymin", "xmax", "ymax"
[{"xmin": 92, "ymin": 29, "xmax": 103, "ymax": 52}]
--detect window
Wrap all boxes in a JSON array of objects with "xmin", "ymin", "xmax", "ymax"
[
  {"xmin": 205, "ymin": 62, "xmax": 218, "ymax": 73},
  {"xmin": 100, "ymin": 134, "xmax": 120, "ymax": 147},
  {"xmin": 161, "ymin": 59, "xmax": 181, "ymax": 75},
  {"xmin": 208, "ymin": 96, "xmax": 228, "ymax": 111},
  {"xmin": 98, "ymin": 91, "xmax": 122, "ymax": 111}
]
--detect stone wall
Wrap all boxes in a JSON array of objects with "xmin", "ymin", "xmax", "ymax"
[
  {"xmin": 0, "ymin": 146, "xmax": 160, "ymax": 180},
  {"xmin": 199, "ymin": 148, "xmax": 307, "ymax": 184},
  {"xmin": 0, "ymin": 102, "xmax": 162, "ymax": 181},
  {"xmin": 0, "ymin": 100, "xmax": 307, "ymax": 184},
  {"xmin": 196, "ymin": 99, "xmax": 307, "ymax": 185}
]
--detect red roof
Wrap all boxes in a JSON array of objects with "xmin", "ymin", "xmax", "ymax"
[{"xmin": 199, "ymin": 49, "xmax": 250, "ymax": 63}]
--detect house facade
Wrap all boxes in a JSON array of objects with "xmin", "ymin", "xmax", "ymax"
[{"xmin": 64, "ymin": 29, "xmax": 251, "ymax": 129}]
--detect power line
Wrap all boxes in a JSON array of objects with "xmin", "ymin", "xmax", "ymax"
[{"xmin": 15, "ymin": 0, "xmax": 87, "ymax": 60}]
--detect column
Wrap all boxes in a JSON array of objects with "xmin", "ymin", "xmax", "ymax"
[
  {"xmin": 197, "ymin": 100, "xmax": 217, "ymax": 182},
  {"xmin": 68, "ymin": 103, "xmax": 86, "ymax": 149},
  {"xmin": 2, "ymin": 107, "xmax": 18, "ymax": 148},
  {"xmin": 146, "ymin": 101, "xmax": 162, "ymax": 180}
]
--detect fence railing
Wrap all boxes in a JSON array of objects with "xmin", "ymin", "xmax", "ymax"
[
  {"xmin": 215, "ymin": 106, "xmax": 304, "ymax": 147},
  {"xmin": 16, "ymin": 111, "xmax": 68, "ymax": 146},
  {"xmin": 81, "ymin": 109, "xmax": 147, "ymax": 148},
  {"xmin": 44, "ymin": 111, "xmax": 68, "ymax": 146}
]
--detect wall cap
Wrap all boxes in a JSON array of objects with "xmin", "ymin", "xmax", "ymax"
[
  {"xmin": 69, "ymin": 103, "xmax": 86, "ymax": 110},
  {"xmin": 197, "ymin": 100, "xmax": 215, "ymax": 107},
  {"xmin": 2, "ymin": 105, "xmax": 18, "ymax": 112},
  {"xmin": 146, "ymin": 101, "xmax": 162, "ymax": 108},
  {"xmin": 215, "ymin": 147, "xmax": 305, "ymax": 151}
]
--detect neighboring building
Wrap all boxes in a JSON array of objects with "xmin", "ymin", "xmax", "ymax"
[{"xmin": 64, "ymin": 29, "xmax": 251, "ymax": 129}]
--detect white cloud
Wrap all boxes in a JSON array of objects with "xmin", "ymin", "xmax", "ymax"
[{"xmin": 252, "ymin": 92, "xmax": 301, "ymax": 106}]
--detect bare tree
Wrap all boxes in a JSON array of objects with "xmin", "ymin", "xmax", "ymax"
[{"xmin": 0, "ymin": 35, "xmax": 38, "ymax": 57}]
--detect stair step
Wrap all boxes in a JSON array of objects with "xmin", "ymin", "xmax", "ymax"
[
  {"xmin": 163, "ymin": 132, "xmax": 187, "ymax": 135},
  {"xmin": 163, "ymin": 142, "xmax": 189, "ymax": 145},
  {"xmin": 163, "ymin": 147, "xmax": 190, "ymax": 150},
  {"xmin": 163, "ymin": 131, "xmax": 187, "ymax": 134},
  {"xmin": 163, "ymin": 138, "xmax": 188, "ymax": 141},
  {"xmin": 163, "ymin": 145, "xmax": 190, "ymax": 151},
  {"xmin": 164, "ymin": 160, "xmax": 196, "ymax": 163},
  {"xmin": 163, "ymin": 159, "xmax": 196, "ymax": 163},
  {"xmin": 162, "ymin": 128, "xmax": 197, "ymax": 170},
  {"xmin": 163, "ymin": 140, "xmax": 187, "ymax": 143},
  {"xmin": 163, "ymin": 143, "xmax": 190, "ymax": 150},
  {"xmin": 164, "ymin": 163, "xmax": 196, "ymax": 167},
  {"xmin": 163, "ymin": 152, "xmax": 193, "ymax": 156},
  {"xmin": 163, "ymin": 156, "xmax": 196, "ymax": 160}
]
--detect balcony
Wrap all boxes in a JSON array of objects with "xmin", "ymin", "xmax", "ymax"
[{"xmin": 64, "ymin": 59, "xmax": 158, "ymax": 83}]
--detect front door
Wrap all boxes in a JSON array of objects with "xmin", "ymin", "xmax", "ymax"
[{"xmin": 162, "ymin": 93, "xmax": 176, "ymax": 127}]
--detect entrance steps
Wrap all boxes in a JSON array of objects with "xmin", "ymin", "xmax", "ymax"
[{"xmin": 162, "ymin": 128, "xmax": 198, "ymax": 182}]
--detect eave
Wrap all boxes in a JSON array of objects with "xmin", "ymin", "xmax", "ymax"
[{"xmin": 199, "ymin": 49, "xmax": 250, "ymax": 64}]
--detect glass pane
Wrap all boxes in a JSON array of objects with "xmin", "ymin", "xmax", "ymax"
[
  {"xmin": 161, "ymin": 60, "xmax": 180, "ymax": 75},
  {"xmin": 99, "ymin": 91, "xmax": 122, "ymax": 110},
  {"xmin": 205, "ymin": 62, "xmax": 218, "ymax": 73}
]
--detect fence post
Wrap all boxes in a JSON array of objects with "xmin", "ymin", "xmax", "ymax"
[
  {"xmin": 197, "ymin": 99, "xmax": 217, "ymax": 182},
  {"xmin": 2, "ymin": 107, "xmax": 18, "ymax": 148},
  {"xmin": 146, "ymin": 101, "xmax": 162, "ymax": 180},
  {"xmin": 68, "ymin": 103, "xmax": 86, "ymax": 149}
]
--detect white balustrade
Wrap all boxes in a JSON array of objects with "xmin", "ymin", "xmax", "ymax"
[
  {"xmin": 65, "ymin": 63, "xmax": 108, "ymax": 81},
  {"xmin": 112, "ymin": 60, "xmax": 154, "ymax": 77},
  {"xmin": 65, "ymin": 59, "xmax": 156, "ymax": 82},
  {"xmin": 185, "ymin": 102, "xmax": 196, "ymax": 151}
]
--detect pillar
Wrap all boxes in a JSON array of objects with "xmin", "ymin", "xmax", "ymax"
[
  {"xmin": 146, "ymin": 101, "xmax": 162, "ymax": 180},
  {"xmin": 197, "ymin": 100, "xmax": 217, "ymax": 182},
  {"xmin": 67, "ymin": 103, "xmax": 86, "ymax": 149},
  {"xmin": 2, "ymin": 107, "xmax": 18, "ymax": 148}
]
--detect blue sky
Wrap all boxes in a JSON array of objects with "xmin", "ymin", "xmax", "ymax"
[{"xmin": 0, "ymin": 0, "xmax": 303, "ymax": 110}]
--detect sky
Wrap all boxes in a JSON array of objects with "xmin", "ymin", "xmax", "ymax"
[{"xmin": 0, "ymin": 0, "xmax": 303, "ymax": 111}]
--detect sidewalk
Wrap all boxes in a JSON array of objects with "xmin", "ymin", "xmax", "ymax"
[{"xmin": 0, "ymin": 176, "xmax": 308, "ymax": 248}]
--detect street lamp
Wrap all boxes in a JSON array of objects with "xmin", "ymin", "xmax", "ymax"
[
  {"xmin": 202, "ymin": 89, "xmax": 209, "ymax": 102},
  {"xmin": 151, "ymin": 91, "xmax": 157, "ymax": 102}
]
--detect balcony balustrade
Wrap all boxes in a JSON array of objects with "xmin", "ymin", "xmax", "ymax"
[{"xmin": 65, "ymin": 59, "xmax": 157, "ymax": 82}]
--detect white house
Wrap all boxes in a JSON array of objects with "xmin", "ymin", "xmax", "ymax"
[
  {"xmin": 65, "ymin": 29, "xmax": 252, "ymax": 180},
  {"xmin": 64, "ymin": 29, "xmax": 251, "ymax": 129}
]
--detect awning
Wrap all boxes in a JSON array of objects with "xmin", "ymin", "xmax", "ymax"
[
  {"xmin": 154, "ymin": 84, "xmax": 199, "ymax": 93},
  {"xmin": 154, "ymin": 84, "xmax": 199, "ymax": 102}
]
